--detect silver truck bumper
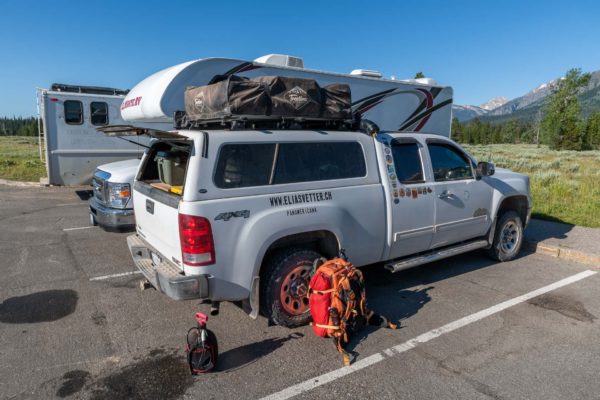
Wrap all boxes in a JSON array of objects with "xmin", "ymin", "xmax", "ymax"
[
  {"xmin": 127, "ymin": 234, "xmax": 208, "ymax": 300},
  {"xmin": 89, "ymin": 197, "xmax": 135, "ymax": 229}
]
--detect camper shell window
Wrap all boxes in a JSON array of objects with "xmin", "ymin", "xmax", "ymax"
[
  {"xmin": 64, "ymin": 100, "xmax": 83, "ymax": 125},
  {"xmin": 214, "ymin": 142, "xmax": 366, "ymax": 189},
  {"xmin": 90, "ymin": 102, "xmax": 109, "ymax": 125}
]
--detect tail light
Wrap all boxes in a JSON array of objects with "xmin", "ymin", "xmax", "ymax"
[{"xmin": 178, "ymin": 214, "xmax": 215, "ymax": 266}]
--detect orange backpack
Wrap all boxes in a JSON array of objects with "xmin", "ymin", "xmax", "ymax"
[{"xmin": 308, "ymin": 254, "xmax": 398, "ymax": 365}]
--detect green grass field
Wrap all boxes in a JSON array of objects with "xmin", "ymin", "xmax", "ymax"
[
  {"xmin": 465, "ymin": 144, "xmax": 600, "ymax": 228},
  {"xmin": 0, "ymin": 136, "xmax": 47, "ymax": 182}
]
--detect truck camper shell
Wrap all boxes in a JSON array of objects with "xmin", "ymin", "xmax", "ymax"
[{"xmin": 121, "ymin": 55, "xmax": 454, "ymax": 137}]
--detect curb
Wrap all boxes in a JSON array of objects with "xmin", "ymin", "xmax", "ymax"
[
  {"xmin": 0, "ymin": 178, "xmax": 43, "ymax": 187},
  {"xmin": 524, "ymin": 240, "xmax": 600, "ymax": 268}
]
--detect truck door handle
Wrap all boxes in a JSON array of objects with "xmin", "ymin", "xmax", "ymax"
[{"xmin": 438, "ymin": 190, "xmax": 452, "ymax": 199}]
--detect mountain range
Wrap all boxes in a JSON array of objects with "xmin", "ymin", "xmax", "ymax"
[{"xmin": 452, "ymin": 70, "xmax": 600, "ymax": 123}]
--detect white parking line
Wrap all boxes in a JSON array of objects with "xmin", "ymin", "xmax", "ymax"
[
  {"xmin": 89, "ymin": 271, "xmax": 143, "ymax": 281},
  {"xmin": 56, "ymin": 203, "xmax": 87, "ymax": 207},
  {"xmin": 261, "ymin": 270, "xmax": 597, "ymax": 400},
  {"xmin": 63, "ymin": 226, "xmax": 95, "ymax": 232}
]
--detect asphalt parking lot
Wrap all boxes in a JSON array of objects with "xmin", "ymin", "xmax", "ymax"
[{"xmin": 1, "ymin": 185, "xmax": 599, "ymax": 400}]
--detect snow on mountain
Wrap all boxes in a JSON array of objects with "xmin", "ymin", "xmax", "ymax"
[
  {"xmin": 485, "ymin": 79, "xmax": 560, "ymax": 117},
  {"xmin": 480, "ymin": 96, "xmax": 508, "ymax": 111},
  {"xmin": 452, "ymin": 104, "xmax": 488, "ymax": 122}
]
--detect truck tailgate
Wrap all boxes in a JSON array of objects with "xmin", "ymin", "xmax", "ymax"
[{"xmin": 133, "ymin": 182, "xmax": 182, "ymax": 270}]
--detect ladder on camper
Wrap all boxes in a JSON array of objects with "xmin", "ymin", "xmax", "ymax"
[{"xmin": 36, "ymin": 89, "xmax": 49, "ymax": 183}]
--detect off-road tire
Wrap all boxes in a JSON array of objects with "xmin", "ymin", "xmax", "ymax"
[
  {"xmin": 260, "ymin": 248, "xmax": 322, "ymax": 328},
  {"xmin": 487, "ymin": 211, "xmax": 523, "ymax": 262}
]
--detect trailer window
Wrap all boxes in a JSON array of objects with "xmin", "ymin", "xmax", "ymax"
[
  {"xmin": 214, "ymin": 144, "xmax": 276, "ymax": 188},
  {"xmin": 273, "ymin": 142, "xmax": 366, "ymax": 184},
  {"xmin": 90, "ymin": 102, "xmax": 108, "ymax": 125},
  {"xmin": 390, "ymin": 142, "xmax": 424, "ymax": 184},
  {"xmin": 64, "ymin": 100, "xmax": 83, "ymax": 125}
]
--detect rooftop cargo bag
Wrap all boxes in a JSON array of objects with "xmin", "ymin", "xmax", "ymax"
[
  {"xmin": 184, "ymin": 75, "xmax": 352, "ymax": 125},
  {"xmin": 185, "ymin": 76, "xmax": 270, "ymax": 121},
  {"xmin": 254, "ymin": 76, "xmax": 323, "ymax": 118},
  {"xmin": 321, "ymin": 84, "xmax": 352, "ymax": 120}
]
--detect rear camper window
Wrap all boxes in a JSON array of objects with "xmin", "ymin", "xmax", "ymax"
[
  {"xmin": 214, "ymin": 142, "xmax": 366, "ymax": 189},
  {"xmin": 214, "ymin": 144, "xmax": 276, "ymax": 189},
  {"xmin": 90, "ymin": 102, "xmax": 108, "ymax": 125},
  {"xmin": 64, "ymin": 100, "xmax": 83, "ymax": 125},
  {"xmin": 138, "ymin": 141, "xmax": 192, "ymax": 196},
  {"xmin": 390, "ymin": 142, "xmax": 424, "ymax": 184}
]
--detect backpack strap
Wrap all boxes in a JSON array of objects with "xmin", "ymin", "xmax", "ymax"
[{"xmin": 312, "ymin": 323, "xmax": 340, "ymax": 330}]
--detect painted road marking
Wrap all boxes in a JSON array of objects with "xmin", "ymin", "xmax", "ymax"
[
  {"xmin": 89, "ymin": 271, "xmax": 143, "ymax": 281},
  {"xmin": 63, "ymin": 226, "xmax": 95, "ymax": 231},
  {"xmin": 261, "ymin": 270, "xmax": 597, "ymax": 400},
  {"xmin": 56, "ymin": 203, "xmax": 87, "ymax": 207}
]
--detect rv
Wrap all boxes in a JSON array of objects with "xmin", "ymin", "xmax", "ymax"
[{"xmin": 36, "ymin": 84, "xmax": 169, "ymax": 186}]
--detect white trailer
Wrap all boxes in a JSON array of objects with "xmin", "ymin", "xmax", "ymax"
[{"xmin": 36, "ymin": 84, "xmax": 169, "ymax": 186}]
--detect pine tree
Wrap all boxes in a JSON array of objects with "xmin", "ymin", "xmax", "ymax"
[
  {"xmin": 585, "ymin": 111, "xmax": 600, "ymax": 150},
  {"xmin": 540, "ymin": 68, "xmax": 591, "ymax": 150}
]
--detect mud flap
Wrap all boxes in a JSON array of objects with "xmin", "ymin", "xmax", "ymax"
[{"xmin": 248, "ymin": 276, "xmax": 260, "ymax": 319}]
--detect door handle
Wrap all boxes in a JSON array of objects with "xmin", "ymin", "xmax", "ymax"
[{"xmin": 438, "ymin": 190, "xmax": 452, "ymax": 199}]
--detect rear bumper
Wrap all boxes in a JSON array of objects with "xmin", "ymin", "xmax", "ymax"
[
  {"xmin": 127, "ymin": 234, "xmax": 208, "ymax": 300},
  {"xmin": 89, "ymin": 197, "xmax": 135, "ymax": 229}
]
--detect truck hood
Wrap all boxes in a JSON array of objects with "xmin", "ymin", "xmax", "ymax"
[
  {"xmin": 493, "ymin": 167, "xmax": 527, "ymax": 180},
  {"xmin": 490, "ymin": 167, "xmax": 531, "ymax": 200},
  {"xmin": 97, "ymin": 158, "xmax": 141, "ymax": 183}
]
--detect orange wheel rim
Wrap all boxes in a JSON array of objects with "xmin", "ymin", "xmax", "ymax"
[{"xmin": 279, "ymin": 263, "xmax": 311, "ymax": 315}]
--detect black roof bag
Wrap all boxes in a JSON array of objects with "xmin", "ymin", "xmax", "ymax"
[{"xmin": 184, "ymin": 75, "xmax": 351, "ymax": 121}]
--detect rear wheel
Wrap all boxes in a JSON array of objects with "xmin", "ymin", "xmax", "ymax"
[
  {"xmin": 261, "ymin": 248, "xmax": 321, "ymax": 327},
  {"xmin": 488, "ymin": 211, "xmax": 523, "ymax": 262}
]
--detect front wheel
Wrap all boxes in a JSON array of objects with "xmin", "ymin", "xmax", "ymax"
[
  {"xmin": 487, "ymin": 211, "xmax": 523, "ymax": 262},
  {"xmin": 260, "ymin": 248, "xmax": 322, "ymax": 327}
]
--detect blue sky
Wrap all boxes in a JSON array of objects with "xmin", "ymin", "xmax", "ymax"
[{"xmin": 1, "ymin": 0, "xmax": 599, "ymax": 116}]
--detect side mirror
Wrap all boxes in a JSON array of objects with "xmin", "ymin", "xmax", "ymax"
[{"xmin": 476, "ymin": 161, "xmax": 495, "ymax": 178}]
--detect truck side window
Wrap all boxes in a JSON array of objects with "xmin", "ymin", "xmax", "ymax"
[
  {"xmin": 390, "ymin": 142, "xmax": 424, "ymax": 184},
  {"xmin": 274, "ymin": 142, "xmax": 366, "ymax": 184},
  {"xmin": 428, "ymin": 143, "xmax": 474, "ymax": 181},
  {"xmin": 90, "ymin": 102, "xmax": 109, "ymax": 125},
  {"xmin": 214, "ymin": 144, "xmax": 276, "ymax": 188},
  {"xmin": 64, "ymin": 100, "xmax": 83, "ymax": 125}
]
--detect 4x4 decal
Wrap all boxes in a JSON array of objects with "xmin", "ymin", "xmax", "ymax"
[{"xmin": 215, "ymin": 210, "xmax": 250, "ymax": 222}]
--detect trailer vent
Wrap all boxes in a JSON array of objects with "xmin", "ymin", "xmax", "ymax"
[
  {"xmin": 350, "ymin": 69, "xmax": 382, "ymax": 78},
  {"xmin": 254, "ymin": 54, "xmax": 304, "ymax": 69}
]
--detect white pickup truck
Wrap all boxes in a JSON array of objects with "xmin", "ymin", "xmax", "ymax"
[
  {"xmin": 124, "ymin": 126, "xmax": 531, "ymax": 327},
  {"xmin": 89, "ymin": 159, "xmax": 139, "ymax": 230}
]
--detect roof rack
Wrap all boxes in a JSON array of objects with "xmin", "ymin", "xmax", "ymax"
[
  {"xmin": 50, "ymin": 83, "xmax": 129, "ymax": 96},
  {"xmin": 174, "ymin": 112, "xmax": 358, "ymax": 132}
]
